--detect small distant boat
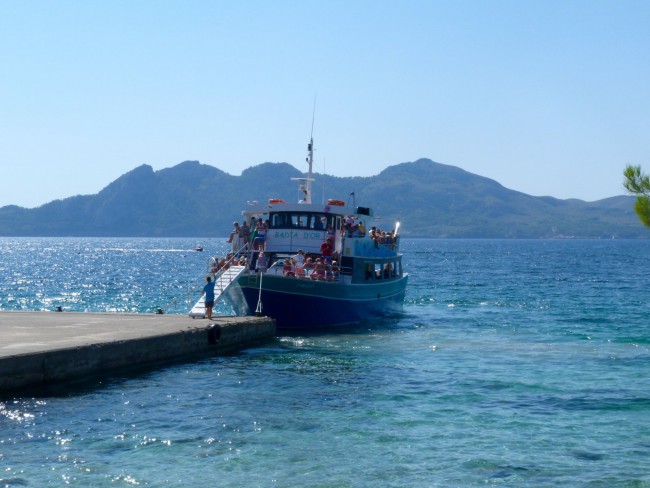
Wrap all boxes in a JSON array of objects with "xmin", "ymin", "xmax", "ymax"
[
  {"xmin": 191, "ymin": 246, "xmax": 204, "ymax": 252},
  {"xmin": 190, "ymin": 134, "xmax": 408, "ymax": 329}
]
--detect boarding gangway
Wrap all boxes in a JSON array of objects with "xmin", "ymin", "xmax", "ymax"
[{"xmin": 189, "ymin": 265, "xmax": 247, "ymax": 318}]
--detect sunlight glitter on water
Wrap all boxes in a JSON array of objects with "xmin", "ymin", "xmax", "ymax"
[{"xmin": 1, "ymin": 238, "xmax": 649, "ymax": 486}]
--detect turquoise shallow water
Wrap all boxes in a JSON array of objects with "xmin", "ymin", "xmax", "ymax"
[{"xmin": 1, "ymin": 238, "xmax": 649, "ymax": 487}]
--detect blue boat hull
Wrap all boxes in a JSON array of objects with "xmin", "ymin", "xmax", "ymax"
[{"xmin": 223, "ymin": 274, "xmax": 408, "ymax": 329}]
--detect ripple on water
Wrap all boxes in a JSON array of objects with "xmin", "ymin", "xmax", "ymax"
[{"xmin": 1, "ymin": 238, "xmax": 650, "ymax": 486}]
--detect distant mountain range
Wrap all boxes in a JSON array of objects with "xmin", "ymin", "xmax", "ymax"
[{"xmin": 0, "ymin": 158, "xmax": 644, "ymax": 238}]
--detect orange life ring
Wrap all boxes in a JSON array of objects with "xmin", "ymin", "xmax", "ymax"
[
  {"xmin": 327, "ymin": 199, "xmax": 345, "ymax": 206},
  {"xmin": 268, "ymin": 198, "xmax": 287, "ymax": 204}
]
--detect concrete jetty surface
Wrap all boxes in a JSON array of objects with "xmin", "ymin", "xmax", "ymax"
[{"xmin": 0, "ymin": 311, "xmax": 275, "ymax": 394}]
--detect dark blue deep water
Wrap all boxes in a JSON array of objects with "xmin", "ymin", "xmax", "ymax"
[{"xmin": 1, "ymin": 238, "xmax": 649, "ymax": 487}]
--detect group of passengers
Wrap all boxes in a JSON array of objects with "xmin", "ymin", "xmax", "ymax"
[
  {"xmin": 343, "ymin": 216, "xmax": 366, "ymax": 237},
  {"xmin": 227, "ymin": 218, "xmax": 269, "ymax": 253},
  {"xmin": 342, "ymin": 217, "xmax": 397, "ymax": 246},
  {"xmin": 210, "ymin": 252, "xmax": 246, "ymax": 277},
  {"xmin": 369, "ymin": 226, "xmax": 398, "ymax": 247},
  {"xmin": 282, "ymin": 248, "xmax": 341, "ymax": 281}
]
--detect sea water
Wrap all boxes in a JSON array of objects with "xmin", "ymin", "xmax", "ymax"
[{"xmin": 0, "ymin": 238, "xmax": 649, "ymax": 487}]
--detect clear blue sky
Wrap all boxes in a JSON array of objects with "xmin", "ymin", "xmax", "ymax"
[{"xmin": 1, "ymin": 0, "xmax": 648, "ymax": 208}]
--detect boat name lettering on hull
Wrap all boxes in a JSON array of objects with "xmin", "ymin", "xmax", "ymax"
[
  {"xmin": 274, "ymin": 231, "xmax": 298, "ymax": 239},
  {"xmin": 273, "ymin": 231, "xmax": 324, "ymax": 240}
]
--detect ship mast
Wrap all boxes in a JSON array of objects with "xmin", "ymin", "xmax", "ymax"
[
  {"xmin": 292, "ymin": 137, "xmax": 315, "ymax": 204},
  {"xmin": 293, "ymin": 101, "xmax": 316, "ymax": 204},
  {"xmin": 304, "ymin": 137, "xmax": 314, "ymax": 203}
]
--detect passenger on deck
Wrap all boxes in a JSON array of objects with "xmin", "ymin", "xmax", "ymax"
[
  {"xmin": 311, "ymin": 258, "xmax": 326, "ymax": 280},
  {"xmin": 331, "ymin": 260, "xmax": 340, "ymax": 281},
  {"xmin": 348, "ymin": 218, "xmax": 362, "ymax": 237},
  {"xmin": 239, "ymin": 221, "xmax": 250, "ymax": 250},
  {"xmin": 228, "ymin": 222, "xmax": 241, "ymax": 252},
  {"xmin": 283, "ymin": 258, "xmax": 295, "ymax": 277},
  {"xmin": 292, "ymin": 249, "xmax": 305, "ymax": 268},
  {"xmin": 254, "ymin": 218, "xmax": 267, "ymax": 250},
  {"xmin": 292, "ymin": 249, "xmax": 305, "ymax": 277},
  {"xmin": 249, "ymin": 224, "xmax": 257, "ymax": 251},
  {"xmin": 344, "ymin": 216, "xmax": 355, "ymax": 236},
  {"xmin": 370, "ymin": 226, "xmax": 379, "ymax": 247},
  {"xmin": 296, "ymin": 265, "xmax": 306, "ymax": 278},
  {"xmin": 320, "ymin": 237, "xmax": 334, "ymax": 263},
  {"xmin": 324, "ymin": 262, "xmax": 333, "ymax": 281},
  {"xmin": 302, "ymin": 257, "xmax": 314, "ymax": 277},
  {"xmin": 327, "ymin": 224, "xmax": 336, "ymax": 240}
]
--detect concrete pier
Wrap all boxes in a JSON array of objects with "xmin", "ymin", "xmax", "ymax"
[{"xmin": 0, "ymin": 311, "xmax": 275, "ymax": 395}]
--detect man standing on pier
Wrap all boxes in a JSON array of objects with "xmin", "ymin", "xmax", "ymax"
[{"xmin": 202, "ymin": 276, "xmax": 216, "ymax": 320}]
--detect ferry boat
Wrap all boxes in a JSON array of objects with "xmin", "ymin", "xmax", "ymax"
[{"xmin": 190, "ymin": 137, "xmax": 408, "ymax": 329}]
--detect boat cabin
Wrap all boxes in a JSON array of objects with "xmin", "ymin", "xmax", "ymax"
[{"xmin": 240, "ymin": 199, "xmax": 402, "ymax": 285}]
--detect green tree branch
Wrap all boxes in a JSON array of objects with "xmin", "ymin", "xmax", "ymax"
[{"xmin": 624, "ymin": 164, "xmax": 650, "ymax": 227}]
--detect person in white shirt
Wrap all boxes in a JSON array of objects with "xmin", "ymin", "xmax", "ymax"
[{"xmin": 292, "ymin": 249, "xmax": 305, "ymax": 268}]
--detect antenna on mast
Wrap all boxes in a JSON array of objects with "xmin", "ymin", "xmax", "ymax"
[
  {"xmin": 293, "ymin": 96, "xmax": 317, "ymax": 204},
  {"xmin": 303, "ymin": 135, "xmax": 314, "ymax": 204},
  {"xmin": 310, "ymin": 94, "xmax": 316, "ymax": 139}
]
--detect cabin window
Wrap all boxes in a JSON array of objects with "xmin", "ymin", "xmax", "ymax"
[
  {"xmin": 292, "ymin": 214, "xmax": 307, "ymax": 228},
  {"xmin": 270, "ymin": 213, "xmax": 289, "ymax": 228},
  {"xmin": 269, "ymin": 212, "xmax": 336, "ymax": 230},
  {"xmin": 312, "ymin": 215, "xmax": 326, "ymax": 230},
  {"xmin": 308, "ymin": 213, "xmax": 335, "ymax": 230}
]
